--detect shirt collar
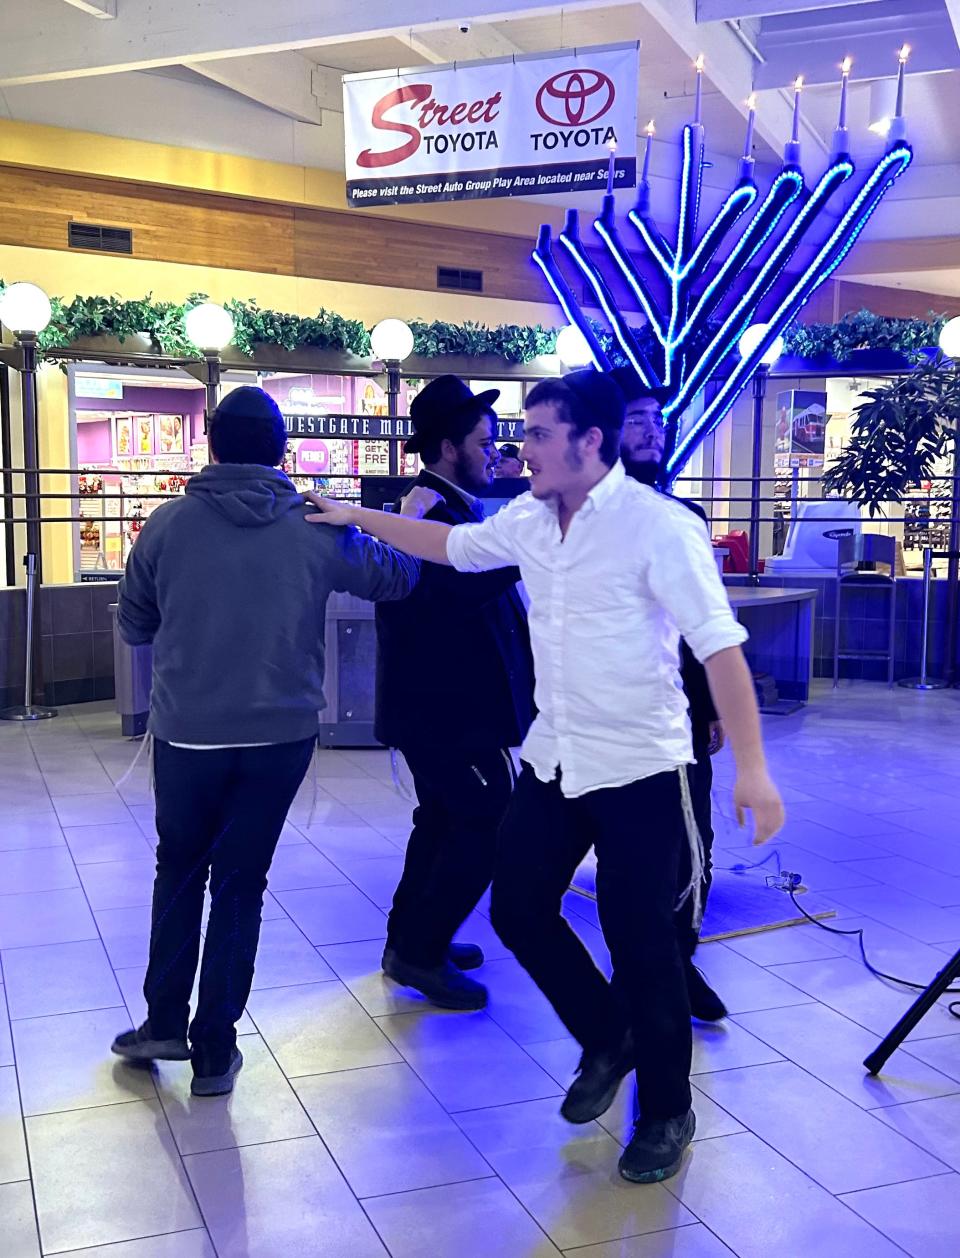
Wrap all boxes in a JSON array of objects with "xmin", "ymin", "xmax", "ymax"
[
  {"xmin": 582, "ymin": 460, "xmax": 626, "ymax": 513},
  {"xmin": 424, "ymin": 470, "xmax": 479, "ymax": 508}
]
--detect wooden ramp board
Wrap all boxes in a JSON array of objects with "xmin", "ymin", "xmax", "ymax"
[{"xmin": 569, "ymin": 861, "xmax": 836, "ymax": 942}]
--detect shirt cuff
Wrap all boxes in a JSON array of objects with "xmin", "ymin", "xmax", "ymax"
[{"xmin": 685, "ymin": 615, "xmax": 749, "ymax": 664}]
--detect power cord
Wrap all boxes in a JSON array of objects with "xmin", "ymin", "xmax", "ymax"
[
  {"xmin": 714, "ymin": 838, "xmax": 960, "ymax": 1020},
  {"xmin": 785, "ymin": 887, "xmax": 960, "ymax": 1020}
]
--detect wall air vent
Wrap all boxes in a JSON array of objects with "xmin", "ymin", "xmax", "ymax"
[
  {"xmin": 68, "ymin": 222, "xmax": 134, "ymax": 254},
  {"xmin": 437, "ymin": 266, "xmax": 483, "ymax": 293}
]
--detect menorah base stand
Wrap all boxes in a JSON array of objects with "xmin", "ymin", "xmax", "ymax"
[{"xmin": 0, "ymin": 704, "xmax": 58, "ymax": 722}]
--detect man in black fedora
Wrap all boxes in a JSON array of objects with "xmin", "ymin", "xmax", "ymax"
[
  {"xmin": 376, "ymin": 374, "xmax": 535, "ymax": 1010},
  {"xmin": 611, "ymin": 365, "xmax": 727, "ymax": 1022}
]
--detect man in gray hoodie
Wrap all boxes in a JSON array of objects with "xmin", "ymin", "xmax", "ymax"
[{"xmin": 110, "ymin": 386, "xmax": 417, "ymax": 1096}]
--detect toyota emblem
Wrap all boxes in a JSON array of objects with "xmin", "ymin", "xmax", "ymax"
[{"xmin": 536, "ymin": 69, "xmax": 616, "ymax": 127}]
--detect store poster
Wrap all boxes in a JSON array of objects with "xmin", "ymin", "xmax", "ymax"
[
  {"xmin": 775, "ymin": 390, "xmax": 827, "ymax": 467},
  {"xmin": 295, "ymin": 440, "xmax": 331, "ymax": 475},
  {"xmin": 114, "ymin": 417, "xmax": 133, "ymax": 459},
  {"xmin": 344, "ymin": 43, "xmax": 638, "ymax": 207},
  {"xmin": 358, "ymin": 440, "xmax": 391, "ymax": 476},
  {"xmin": 158, "ymin": 415, "xmax": 185, "ymax": 456},
  {"xmin": 137, "ymin": 416, "xmax": 155, "ymax": 456}
]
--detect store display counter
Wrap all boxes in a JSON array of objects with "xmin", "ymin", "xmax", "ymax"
[{"xmin": 727, "ymin": 586, "xmax": 817, "ymax": 708}]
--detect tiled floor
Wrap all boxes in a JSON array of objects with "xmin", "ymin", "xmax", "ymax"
[{"xmin": 2, "ymin": 685, "xmax": 960, "ymax": 1256}]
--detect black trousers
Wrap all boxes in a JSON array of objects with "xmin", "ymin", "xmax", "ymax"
[
  {"xmin": 387, "ymin": 745, "xmax": 515, "ymax": 968},
  {"xmin": 676, "ymin": 739, "xmax": 715, "ymax": 958},
  {"xmin": 144, "ymin": 737, "xmax": 315, "ymax": 1054},
  {"xmin": 491, "ymin": 765, "xmax": 692, "ymax": 1121}
]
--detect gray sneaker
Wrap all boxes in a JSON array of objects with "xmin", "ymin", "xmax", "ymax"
[
  {"xmin": 191, "ymin": 1047, "xmax": 243, "ymax": 1097},
  {"xmin": 111, "ymin": 1022, "xmax": 190, "ymax": 1062},
  {"xmin": 618, "ymin": 1109, "xmax": 696, "ymax": 1183}
]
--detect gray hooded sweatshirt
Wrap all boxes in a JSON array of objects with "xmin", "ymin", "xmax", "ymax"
[{"xmin": 117, "ymin": 463, "xmax": 418, "ymax": 745}]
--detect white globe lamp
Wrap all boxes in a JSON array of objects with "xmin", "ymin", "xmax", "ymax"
[
  {"xmin": 0, "ymin": 283, "xmax": 52, "ymax": 336},
  {"xmin": 738, "ymin": 322, "xmax": 784, "ymax": 368},
  {"xmin": 185, "ymin": 302, "xmax": 235, "ymax": 352},
  {"xmin": 370, "ymin": 318, "xmax": 414, "ymax": 363},
  {"xmin": 555, "ymin": 324, "xmax": 593, "ymax": 369},
  {"xmin": 938, "ymin": 317, "xmax": 960, "ymax": 359}
]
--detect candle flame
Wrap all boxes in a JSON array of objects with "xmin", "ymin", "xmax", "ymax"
[
  {"xmin": 607, "ymin": 138, "xmax": 617, "ymax": 152},
  {"xmin": 899, "ymin": 43, "xmax": 911, "ymax": 64},
  {"xmin": 645, "ymin": 119, "xmax": 656, "ymax": 136},
  {"xmin": 695, "ymin": 54, "xmax": 705, "ymax": 72},
  {"xmin": 747, "ymin": 93, "xmax": 757, "ymax": 111},
  {"xmin": 794, "ymin": 75, "xmax": 804, "ymax": 92},
  {"xmin": 841, "ymin": 56, "xmax": 853, "ymax": 75}
]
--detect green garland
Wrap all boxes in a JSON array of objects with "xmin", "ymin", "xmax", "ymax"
[{"xmin": 0, "ymin": 279, "xmax": 950, "ymax": 366}]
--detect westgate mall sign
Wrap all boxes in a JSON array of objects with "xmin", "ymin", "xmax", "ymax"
[
  {"xmin": 343, "ymin": 43, "xmax": 638, "ymax": 207},
  {"xmin": 284, "ymin": 413, "xmax": 525, "ymax": 441}
]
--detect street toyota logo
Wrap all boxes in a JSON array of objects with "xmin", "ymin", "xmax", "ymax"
[{"xmin": 536, "ymin": 68, "xmax": 615, "ymax": 127}]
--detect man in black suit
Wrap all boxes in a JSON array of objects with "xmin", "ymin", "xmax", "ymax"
[
  {"xmin": 376, "ymin": 375, "xmax": 535, "ymax": 1010},
  {"xmin": 611, "ymin": 367, "xmax": 727, "ymax": 1022}
]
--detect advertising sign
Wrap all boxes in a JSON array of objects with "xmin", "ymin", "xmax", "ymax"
[
  {"xmin": 775, "ymin": 389, "xmax": 827, "ymax": 467},
  {"xmin": 283, "ymin": 413, "xmax": 525, "ymax": 441},
  {"xmin": 343, "ymin": 43, "xmax": 638, "ymax": 207}
]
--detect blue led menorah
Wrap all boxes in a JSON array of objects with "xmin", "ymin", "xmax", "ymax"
[{"xmin": 533, "ymin": 119, "xmax": 913, "ymax": 480}]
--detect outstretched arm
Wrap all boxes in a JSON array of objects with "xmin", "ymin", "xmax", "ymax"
[{"xmin": 305, "ymin": 494, "xmax": 454, "ymax": 565}]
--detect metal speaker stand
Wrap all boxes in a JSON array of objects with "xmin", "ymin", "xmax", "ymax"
[
  {"xmin": 864, "ymin": 945, "xmax": 960, "ymax": 1075},
  {"xmin": 0, "ymin": 553, "xmax": 57, "ymax": 722},
  {"xmin": 898, "ymin": 547, "xmax": 947, "ymax": 690}
]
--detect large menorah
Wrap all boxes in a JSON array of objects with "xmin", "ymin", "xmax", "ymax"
[{"xmin": 533, "ymin": 56, "xmax": 914, "ymax": 481}]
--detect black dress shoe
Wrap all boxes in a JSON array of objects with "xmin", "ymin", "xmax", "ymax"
[
  {"xmin": 685, "ymin": 962, "xmax": 727, "ymax": 1022},
  {"xmin": 619, "ymin": 1108, "xmax": 696, "ymax": 1183},
  {"xmin": 191, "ymin": 1047, "xmax": 243, "ymax": 1097},
  {"xmin": 560, "ymin": 1029, "xmax": 634, "ymax": 1124},
  {"xmin": 382, "ymin": 947, "xmax": 488, "ymax": 1010},
  {"xmin": 448, "ymin": 942, "xmax": 484, "ymax": 971},
  {"xmin": 111, "ymin": 1022, "xmax": 190, "ymax": 1062}
]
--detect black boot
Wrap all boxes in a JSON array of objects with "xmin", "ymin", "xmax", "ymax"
[
  {"xmin": 685, "ymin": 961, "xmax": 727, "ymax": 1022},
  {"xmin": 619, "ymin": 1109, "xmax": 696, "ymax": 1183},
  {"xmin": 448, "ymin": 942, "xmax": 484, "ymax": 971},
  {"xmin": 383, "ymin": 947, "xmax": 487, "ymax": 1010},
  {"xmin": 560, "ymin": 1030, "xmax": 634, "ymax": 1124}
]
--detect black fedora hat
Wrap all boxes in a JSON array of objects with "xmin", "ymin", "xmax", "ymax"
[
  {"xmin": 608, "ymin": 366, "xmax": 672, "ymax": 409},
  {"xmin": 405, "ymin": 375, "xmax": 500, "ymax": 454}
]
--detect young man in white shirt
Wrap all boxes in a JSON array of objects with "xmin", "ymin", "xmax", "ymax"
[{"xmin": 306, "ymin": 369, "xmax": 784, "ymax": 1184}]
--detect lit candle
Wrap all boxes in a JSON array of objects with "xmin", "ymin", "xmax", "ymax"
[
  {"xmin": 791, "ymin": 76, "xmax": 803, "ymax": 143},
  {"xmin": 694, "ymin": 54, "xmax": 705, "ymax": 124},
  {"xmin": 839, "ymin": 56, "xmax": 852, "ymax": 130},
  {"xmin": 606, "ymin": 139, "xmax": 617, "ymax": 195},
  {"xmin": 641, "ymin": 119, "xmax": 655, "ymax": 184},
  {"xmin": 895, "ymin": 44, "xmax": 910, "ymax": 117},
  {"xmin": 743, "ymin": 93, "xmax": 757, "ymax": 157}
]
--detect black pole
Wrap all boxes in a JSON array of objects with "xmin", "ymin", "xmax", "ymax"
[
  {"xmin": 947, "ymin": 425, "xmax": 960, "ymax": 685},
  {"xmin": 203, "ymin": 353, "xmax": 221, "ymax": 434},
  {"xmin": 864, "ymin": 945, "xmax": 960, "ymax": 1075},
  {"xmin": 387, "ymin": 360, "xmax": 400, "ymax": 476},
  {"xmin": 0, "ymin": 363, "xmax": 15, "ymax": 586},
  {"xmin": 748, "ymin": 365, "xmax": 768, "ymax": 583},
  {"xmin": 19, "ymin": 334, "xmax": 42, "ymax": 582}
]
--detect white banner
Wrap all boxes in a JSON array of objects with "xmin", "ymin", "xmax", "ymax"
[{"xmin": 343, "ymin": 43, "xmax": 638, "ymax": 208}]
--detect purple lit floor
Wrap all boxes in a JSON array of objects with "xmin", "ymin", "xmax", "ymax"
[{"xmin": 2, "ymin": 685, "xmax": 960, "ymax": 1257}]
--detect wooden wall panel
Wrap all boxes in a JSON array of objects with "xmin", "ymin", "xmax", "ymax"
[{"xmin": 0, "ymin": 165, "xmax": 296, "ymax": 275}]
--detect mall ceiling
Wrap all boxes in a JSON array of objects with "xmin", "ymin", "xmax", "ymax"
[{"xmin": 1, "ymin": 0, "xmax": 959, "ymax": 293}]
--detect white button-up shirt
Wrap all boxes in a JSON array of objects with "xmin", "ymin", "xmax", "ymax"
[{"xmin": 445, "ymin": 461, "xmax": 747, "ymax": 798}]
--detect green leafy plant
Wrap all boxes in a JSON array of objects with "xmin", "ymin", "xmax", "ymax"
[
  {"xmin": 822, "ymin": 354, "xmax": 960, "ymax": 514},
  {"xmin": 783, "ymin": 309, "xmax": 948, "ymax": 362}
]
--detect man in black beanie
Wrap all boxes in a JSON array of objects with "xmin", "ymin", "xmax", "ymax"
[
  {"xmin": 305, "ymin": 367, "xmax": 784, "ymax": 1185},
  {"xmin": 611, "ymin": 365, "xmax": 727, "ymax": 1023},
  {"xmin": 111, "ymin": 386, "xmax": 417, "ymax": 1096}
]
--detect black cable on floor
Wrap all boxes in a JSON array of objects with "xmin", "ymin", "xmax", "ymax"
[{"xmin": 786, "ymin": 888, "xmax": 960, "ymax": 1020}]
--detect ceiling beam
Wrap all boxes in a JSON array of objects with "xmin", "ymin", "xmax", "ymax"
[
  {"xmin": 60, "ymin": 0, "xmax": 116, "ymax": 16},
  {"xmin": 185, "ymin": 52, "xmax": 329, "ymax": 125},
  {"xmin": 394, "ymin": 24, "xmax": 522, "ymax": 66},
  {"xmin": 643, "ymin": 0, "xmax": 825, "ymax": 156},
  {"xmin": 696, "ymin": 0, "xmax": 883, "ymax": 20},
  {"xmin": 0, "ymin": 0, "xmax": 612, "ymax": 87}
]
